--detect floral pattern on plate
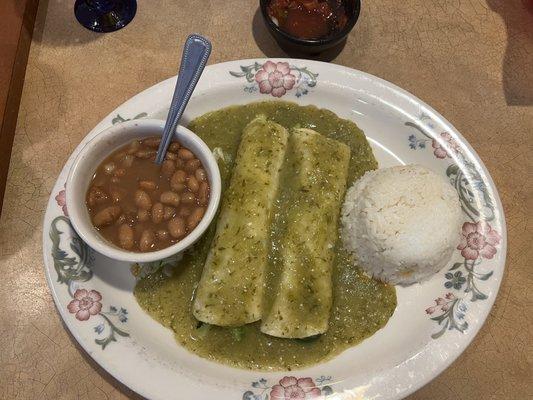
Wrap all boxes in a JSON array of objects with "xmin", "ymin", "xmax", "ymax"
[
  {"xmin": 406, "ymin": 116, "xmax": 501, "ymax": 338},
  {"xmin": 425, "ymin": 293, "xmax": 468, "ymax": 339},
  {"xmin": 243, "ymin": 376, "xmax": 333, "ymax": 400},
  {"xmin": 230, "ymin": 61, "xmax": 318, "ymax": 98},
  {"xmin": 52, "ymin": 189, "xmax": 129, "ymax": 349}
]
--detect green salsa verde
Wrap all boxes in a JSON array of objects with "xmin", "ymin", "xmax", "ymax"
[{"xmin": 134, "ymin": 101, "xmax": 397, "ymax": 371}]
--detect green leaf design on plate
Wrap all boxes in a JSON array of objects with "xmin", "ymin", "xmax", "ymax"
[
  {"xmin": 50, "ymin": 216, "xmax": 92, "ymax": 284},
  {"xmin": 112, "ymin": 112, "xmax": 148, "ymax": 125}
]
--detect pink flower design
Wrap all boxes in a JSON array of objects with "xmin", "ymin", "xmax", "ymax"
[
  {"xmin": 255, "ymin": 61, "xmax": 296, "ymax": 98},
  {"xmin": 55, "ymin": 189, "xmax": 68, "ymax": 216},
  {"xmin": 426, "ymin": 293, "xmax": 455, "ymax": 315},
  {"xmin": 67, "ymin": 289, "xmax": 102, "ymax": 321},
  {"xmin": 270, "ymin": 377, "xmax": 321, "ymax": 400},
  {"xmin": 445, "ymin": 293, "xmax": 456, "ymax": 300},
  {"xmin": 432, "ymin": 132, "xmax": 460, "ymax": 159},
  {"xmin": 458, "ymin": 221, "xmax": 501, "ymax": 260}
]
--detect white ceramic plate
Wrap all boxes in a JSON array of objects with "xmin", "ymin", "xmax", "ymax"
[{"xmin": 42, "ymin": 59, "xmax": 506, "ymax": 400}]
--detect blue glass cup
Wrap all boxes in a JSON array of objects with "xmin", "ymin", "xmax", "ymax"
[{"xmin": 74, "ymin": 0, "xmax": 137, "ymax": 33}]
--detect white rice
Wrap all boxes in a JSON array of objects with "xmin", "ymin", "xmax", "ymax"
[{"xmin": 341, "ymin": 164, "xmax": 462, "ymax": 285}]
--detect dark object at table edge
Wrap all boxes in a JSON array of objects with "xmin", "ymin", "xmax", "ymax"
[{"xmin": 0, "ymin": 0, "xmax": 40, "ymax": 216}]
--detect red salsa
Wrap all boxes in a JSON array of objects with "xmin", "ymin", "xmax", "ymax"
[{"xmin": 267, "ymin": 0, "xmax": 348, "ymax": 40}]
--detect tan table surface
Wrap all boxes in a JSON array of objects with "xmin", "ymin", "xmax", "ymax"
[{"xmin": 1, "ymin": 1, "xmax": 532, "ymax": 399}]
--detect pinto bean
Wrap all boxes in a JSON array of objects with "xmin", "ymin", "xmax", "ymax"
[
  {"xmin": 152, "ymin": 202, "xmax": 164, "ymax": 224},
  {"xmin": 170, "ymin": 170, "xmax": 187, "ymax": 191},
  {"xmin": 186, "ymin": 176, "xmax": 199, "ymax": 193},
  {"xmin": 139, "ymin": 180, "xmax": 157, "ymax": 191},
  {"xmin": 187, "ymin": 207, "xmax": 205, "ymax": 231},
  {"xmin": 175, "ymin": 158, "xmax": 185, "ymax": 169},
  {"xmin": 172, "ymin": 169, "xmax": 187, "ymax": 183},
  {"xmin": 198, "ymin": 182, "xmax": 209, "ymax": 205},
  {"xmin": 88, "ymin": 186, "xmax": 108, "ymax": 207},
  {"xmin": 135, "ymin": 149, "xmax": 157, "ymax": 159},
  {"xmin": 178, "ymin": 148, "xmax": 194, "ymax": 160},
  {"xmin": 135, "ymin": 189, "xmax": 152, "ymax": 210},
  {"xmin": 171, "ymin": 183, "xmax": 186, "ymax": 192},
  {"xmin": 168, "ymin": 217, "xmax": 186, "ymax": 239},
  {"xmin": 143, "ymin": 137, "xmax": 161, "ymax": 148},
  {"xmin": 160, "ymin": 191, "xmax": 180, "ymax": 207},
  {"xmin": 118, "ymin": 224, "xmax": 134, "ymax": 249},
  {"xmin": 185, "ymin": 159, "xmax": 201, "ymax": 173},
  {"xmin": 161, "ymin": 159, "xmax": 176, "ymax": 177},
  {"xmin": 195, "ymin": 168, "xmax": 207, "ymax": 182},
  {"xmin": 139, "ymin": 229, "xmax": 156, "ymax": 251},
  {"xmin": 93, "ymin": 206, "xmax": 121, "ymax": 227}
]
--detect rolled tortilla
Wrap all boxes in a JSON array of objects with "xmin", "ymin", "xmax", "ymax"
[
  {"xmin": 193, "ymin": 116, "xmax": 289, "ymax": 326},
  {"xmin": 261, "ymin": 128, "xmax": 351, "ymax": 338}
]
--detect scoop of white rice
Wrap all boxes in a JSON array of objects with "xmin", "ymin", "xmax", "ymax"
[{"xmin": 341, "ymin": 164, "xmax": 462, "ymax": 285}]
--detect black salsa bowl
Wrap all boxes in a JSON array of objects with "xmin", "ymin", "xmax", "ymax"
[{"xmin": 259, "ymin": 0, "xmax": 361, "ymax": 54}]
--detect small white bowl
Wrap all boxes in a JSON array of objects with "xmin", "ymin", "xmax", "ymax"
[{"xmin": 66, "ymin": 119, "xmax": 221, "ymax": 263}]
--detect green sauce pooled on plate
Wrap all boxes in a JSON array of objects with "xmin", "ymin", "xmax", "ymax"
[{"xmin": 134, "ymin": 101, "xmax": 397, "ymax": 371}]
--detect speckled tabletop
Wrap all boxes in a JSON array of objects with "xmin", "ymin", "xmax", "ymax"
[{"xmin": 1, "ymin": 0, "xmax": 531, "ymax": 399}]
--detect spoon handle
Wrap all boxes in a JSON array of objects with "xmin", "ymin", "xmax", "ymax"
[{"xmin": 156, "ymin": 34, "xmax": 212, "ymax": 164}]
